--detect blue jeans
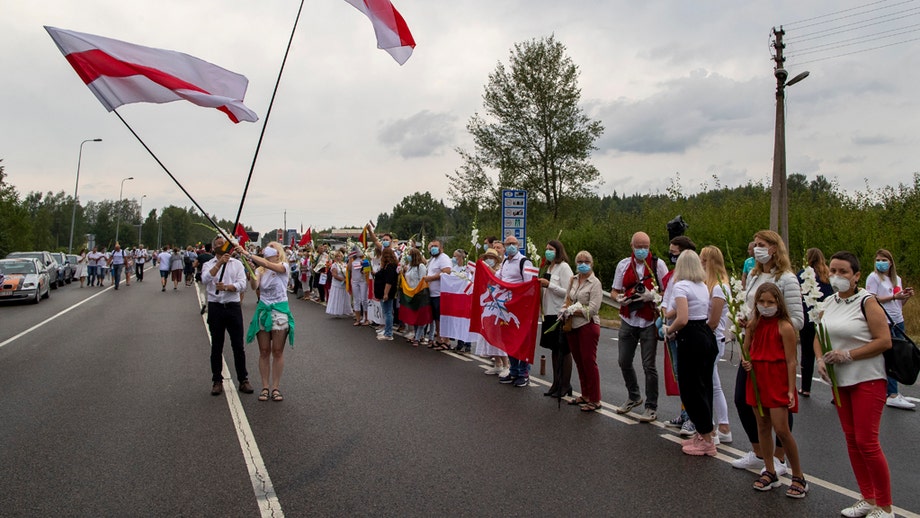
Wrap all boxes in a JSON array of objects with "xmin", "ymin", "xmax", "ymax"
[
  {"xmin": 510, "ymin": 356, "xmax": 530, "ymax": 378},
  {"xmin": 887, "ymin": 321, "xmax": 906, "ymax": 395},
  {"xmin": 111, "ymin": 264, "xmax": 124, "ymax": 288},
  {"xmin": 381, "ymin": 298, "xmax": 394, "ymax": 337},
  {"xmin": 87, "ymin": 265, "xmax": 97, "ymax": 285},
  {"xmin": 617, "ymin": 321, "xmax": 659, "ymax": 409}
]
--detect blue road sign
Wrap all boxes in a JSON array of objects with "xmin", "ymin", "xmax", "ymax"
[{"xmin": 501, "ymin": 189, "xmax": 527, "ymax": 242}]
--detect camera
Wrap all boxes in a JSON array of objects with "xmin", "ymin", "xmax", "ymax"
[{"xmin": 633, "ymin": 283, "xmax": 646, "ymax": 295}]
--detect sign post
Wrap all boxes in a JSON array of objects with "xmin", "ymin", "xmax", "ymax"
[{"xmin": 501, "ymin": 189, "xmax": 527, "ymax": 242}]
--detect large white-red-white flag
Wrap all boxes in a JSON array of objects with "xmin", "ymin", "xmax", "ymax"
[
  {"xmin": 469, "ymin": 261, "xmax": 541, "ymax": 363},
  {"xmin": 45, "ymin": 26, "xmax": 258, "ymax": 123},
  {"xmin": 439, "ymin": 273, "xmax": 474, "ymax": 343},
  {"xmin": 343, "ymin": 0, "xmax": 416, "ymax": 65}
]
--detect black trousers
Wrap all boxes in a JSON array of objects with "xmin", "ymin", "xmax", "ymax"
[
  {"xmin": 135, "ymin": 262, "xmax": 144, "ymax": 281},
  {"xmin": 799, "ymin": 322, "xmax": 817, "ymax": 392},
  {"xmin": 207, "ymin": 302, "xmax": 248, "ymax": 383},
  {"xmin": 676, "ymin": 320, "xmax": 718, "ymax": 435}
]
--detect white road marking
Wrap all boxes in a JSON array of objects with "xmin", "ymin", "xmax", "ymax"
[
  {"xmin": 196, "ymin": 286, "xmax": 283, "ymax": 518},
  {"xmin": 0, "ymin": 284, "xmax": 113, "ymax": 349}
]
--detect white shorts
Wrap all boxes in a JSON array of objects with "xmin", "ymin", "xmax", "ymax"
[{"xmin": 269, "ymin": 310, "xmax": 289, "ymax": 332}]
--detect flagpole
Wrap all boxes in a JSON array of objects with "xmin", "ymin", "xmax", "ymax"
[
  {"xmin": 112, "ymin": 109, "xmax": 233, "ymax": 245},
  {"xmin": 230, "ymin": 0, "xmax": 306, "ymax": 233}
]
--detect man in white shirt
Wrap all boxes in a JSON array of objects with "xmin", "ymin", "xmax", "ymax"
[
  {"xmin": 157, "ymin": 245, "xmax": 173, "ymax": 293},
  {"xmin": 423, "ymin": 239, "xmax": 453, "ymax": 347},
  {"xmin": 134, "ymin": 245, "xmax": 148, "ymax": 282},
  {"xmin": 610, "ymin": 231, "xmax": 669, "ymax": 421},
  {"xmin": 497, "ymin": 235, "xmax": 538, "ymax": 387},
  {"xmin": 201, "ymin": 236, "xmax": 252, "ymax": 396},
  {"xmin": 107, "ymin": 243, "xmax": 128, "ymax": 290}
]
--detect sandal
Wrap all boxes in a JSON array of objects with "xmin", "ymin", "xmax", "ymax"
[
  {"xmin": 786, "ymin": 476, "xmax": 809, "ymax": 499},
  {"xmin": 258, "ymin": 388, "xmax": 270, "ymax": 401},
  {"xmin": 568, "ymin": 396, "xmax": 589, "ymax": 406},
  {"xmin": 432, "ymin": 343, "xmax": 449, "ymax": 351},
  {"xmin": 753, "ymin": 471, "xmax": 780, "ymax": 491},
  {"xmin": 271, "ymin": 389, "xmax": 283, "ymax": 402},
  {"xmin": 797, "ymin": 389, "xmax": 810, "ymax": 397},
  {"xmin": 580, "ymin": 402, "xmax": 601, "ymax": 412},
  {"xmin": 411, "ymin": 340, "xmax": 419, "ymax": 347}
]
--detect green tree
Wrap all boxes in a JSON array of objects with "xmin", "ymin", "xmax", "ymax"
[
  {"xmin": 385, "ymin": 192, "xmax": 447, "ymax": 241},
  {"xmin": 0, "ymin": 160, "xmax": 32, "ymax": 256},
  {"xmin": 448, "ymin": 35, "xmax": 604, "ymax": 219}
]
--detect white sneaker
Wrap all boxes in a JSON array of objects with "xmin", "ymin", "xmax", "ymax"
[
  {"xmin": 483, "ymin": 365, "xmax": 502, "ymax": 375},
  {"xmin": 711, "ymin": 434, "xmax": 720, "ymax": 446},
  {"xmin": 760, "ymin": 457, "xmax": 788, "ymax": 477},
  {"xmin": 731, "ymin": 451, "xmax": 762, "ymax": 470},
  {"xmin": 717, "ymin": 430, "xmax": 733, "ymax": 444},
  {"xmin": 841, "ymin": 499, "xmax": 873, "ymax": 518},
  {"xmin": 866, "ymin": 508, "xmax": 895, "ymax": 518},
  {"xmin": 498, "ymin": 368, "xmax": 510, "ymax": 378},
  {"xmin": 886, "ymin": 393, "xmax": 916, "ymax": 410}
]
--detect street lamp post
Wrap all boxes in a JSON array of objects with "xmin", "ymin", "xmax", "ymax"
[
  {"xmin": 114, "ymin": 176, "xmax": 134, "ymax": 245},
  {"xmin": 68, "ymin": 138, "xmax": 102, "ymax": 253},
  {"xmin": 138, "ymin": 194, "xmax": 147, "ymax": 245},
  {"xmin": 769, "ymin": 26, "xmax": 809, "ymax": 247}
]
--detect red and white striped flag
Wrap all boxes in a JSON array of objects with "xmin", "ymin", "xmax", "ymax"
[
  {"xmin": 439, "ymin": 273, "xmax": 474, "ymax": 343},
  {"xmin": 343, "ymin": 0, "xmax": 416, "ymax": 65},
  {"xmin": 45, "ymin": 26, "xmax": 258, "ymax": 123}
]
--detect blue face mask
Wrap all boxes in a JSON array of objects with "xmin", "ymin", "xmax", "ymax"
[
  {"xmin": 545, "ymin": 250, "xmax": 556, "ymax": 262},
  {"xmin": 577, "ymin": 263, "xmax": 592, "ymax": 275},
  {"xmin": 634, "ymin": 248, "xmax": 649, "ymax": 261},
  {"xmin": 451, "ymin": 257, "xmax": 458, "ymax": 266},
  {"xmin": 381, "ymin": 240, "xmax": 390, "ymax": 248},
  {"xmin": 505, "ymin": 245, "xmax": 518, "ymax": 257},
  {"xmin": 876, "ymin": 260, "xmax": 890, "ymax": 273},
  {"xmin": 483, "ymin": 244, "xmax": 490, "ymax": 252},
  {"xmin": 429, "ymin": 246, "xmax": 439, "ymax": 256}
]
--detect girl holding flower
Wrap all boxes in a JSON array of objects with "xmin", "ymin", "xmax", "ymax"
[
  {"xmin": 818, "ymin": 251, "xmax": 894, "ymax": 518},
  {"xmin": 742, "ymin": 283, "xmax": 807, "ymax": 497},
  {"xmin": 563, "ymin": 250, "xmax": 604, "ymax": 412}
]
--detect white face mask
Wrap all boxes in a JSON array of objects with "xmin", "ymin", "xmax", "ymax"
[
  {"xmin": 757, "ymin": 305, "xmax": 778, "ymax": 317},
  {"xmin": 484, "ymin": 258, "xmax": 496, "ymax": 268},
  {"xmin": 829, "ymin": 275, "xmax": 852, "ymax": 293},
  {"xmin": 753, "ymin": 246, "xmax": 772, "ymax": 264}
]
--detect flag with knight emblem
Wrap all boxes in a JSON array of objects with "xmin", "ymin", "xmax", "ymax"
[{"xmin": 469, "ymin": 261, "xmax": 540, "ymax": 363}]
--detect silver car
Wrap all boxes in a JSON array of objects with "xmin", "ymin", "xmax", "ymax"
[{"xmin": 5, "ymin": 251, "xmax": 62, "ymax": 288}]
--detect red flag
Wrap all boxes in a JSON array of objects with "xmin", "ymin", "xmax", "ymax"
[
  {"xmin": 45, "ymin": 26, "xmax": 258, "ymax": 123},
  {"xmin": 298, "ymin": 227, "xmax": 312, "ymax": 247},
  {"xmin": 469, "ymin": 261, "xmax": 540, "ymax": 363},
  {"xmin": 234, "ymin": 223, "xmax": 249, "ymax": 245},
  {"xmin": 343, "ymin": 0, "xmax": 416, "ymax": 65},
  {"xmin": 290, "ymin": 235, "xmax": 296, "ymax": 249}
]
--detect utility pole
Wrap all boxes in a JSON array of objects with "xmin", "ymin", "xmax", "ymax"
[{"xmin": 769, "ymin": 26, "xmax": 808, "ymax": 248}]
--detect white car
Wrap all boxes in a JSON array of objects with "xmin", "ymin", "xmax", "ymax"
[{"xmin": 0, "ymin": 258, "xmax": 51, "ymax": 304}]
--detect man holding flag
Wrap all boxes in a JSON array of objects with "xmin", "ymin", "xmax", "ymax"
[{"xmin": 495, "ymin": 235, "xmax": 540, "ymax": 387}]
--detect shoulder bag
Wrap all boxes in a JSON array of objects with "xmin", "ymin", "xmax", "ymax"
[{"xmin": 861, "ymin": 296, "xmax": 920, "ymax": 385}]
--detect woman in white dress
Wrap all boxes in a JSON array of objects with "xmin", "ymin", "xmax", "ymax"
[
  {"xmin": 75, "ymin": 248, "xmax": 89, "ymax": 288},
  {"xmin": 474, "ymin": 248, "xmax": 510, "ymax": 376},
  {"xmin": 325, "ymin": 250, "xmax": 352, "ymax": 317}
]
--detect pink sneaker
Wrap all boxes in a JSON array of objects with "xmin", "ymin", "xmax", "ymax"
[{"xmin": 682, "ymin": 435, "xmax": 717, "ymax": 456}]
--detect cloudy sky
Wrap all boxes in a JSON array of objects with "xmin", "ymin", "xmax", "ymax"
[{"xmin": 2, "ymin": 1, "xmax": 918, "ymax": 237}]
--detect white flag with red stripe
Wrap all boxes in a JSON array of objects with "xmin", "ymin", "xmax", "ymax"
[
  {"xmin": 439, "ymin": 273, "xmax": 474, "ymax": 343},
  {"xmin": 45, "ymin": 26, "xmax": 258, "ymax": 123},
  {"xmin": 343, "ymin": 0, "xmax": 416, "ymax": 65}
]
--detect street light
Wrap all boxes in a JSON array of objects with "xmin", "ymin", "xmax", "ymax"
[
  {"xmin": 68, "ymin": 138, "xmax": 102, "ymax": 253},
  {"xmin": 114, "ymin": 176, "xmax": 134, "ymax": 245},
  {"xmin": 769, "ymin": 26, "xmax": 809, "ymax": 247},
  {"xmin": 138, "ymin": 194, "xmax": 147, "ymax": 244}
]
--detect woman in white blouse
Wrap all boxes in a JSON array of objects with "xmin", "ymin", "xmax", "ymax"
[{"xmin": 539, "ymin": 239, "xmax": 573, "ymax": 398}]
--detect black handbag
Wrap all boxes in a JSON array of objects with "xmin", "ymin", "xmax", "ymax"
[
  {"xmin": 883, "ymin": 314, "xmax": 920, "ymax": 386},
  {"xmin": 863, "ymin": 295, "xmax": 920, "ymax": 385}
]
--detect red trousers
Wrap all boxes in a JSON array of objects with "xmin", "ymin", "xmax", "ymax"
[
  {"xmin": 836, "ymin": 379, "xmax": 891, "ymax": 508},
  {"xmin": 567, "ymin": 323, "xmax": 601, "ymax": 403}
]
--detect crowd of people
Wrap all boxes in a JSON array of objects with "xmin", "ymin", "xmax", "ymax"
[{"xmin": 266, "ymin": 225, "xmax": 908, "ymax": 517}]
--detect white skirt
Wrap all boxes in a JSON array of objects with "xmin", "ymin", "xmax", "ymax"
[{"xmin": 325, "ymin": 283, "xmax": 352, "ymax": 316}]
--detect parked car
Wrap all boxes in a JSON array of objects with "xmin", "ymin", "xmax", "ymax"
[
  {"xmin": 5, "ymin": 251, "xmax": 62, "ymax": 288},
  {"xmin": 50, "ymin": 252, "xmax": 74, "ymax": 284},
  {"xmin": 66, "ymin": 254, "xmax": 81, "ymax": 282},
  {"xmin": 0, "ymin": 258, "xmax": 51, "ymax": 304}
]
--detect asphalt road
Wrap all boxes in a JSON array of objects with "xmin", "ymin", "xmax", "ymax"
[{"xmin": 1, "ymin": 272, "xmax": 918, "ymax": 517}]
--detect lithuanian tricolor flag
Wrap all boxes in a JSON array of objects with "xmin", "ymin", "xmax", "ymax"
[{"xmin": 399, "ymin": 275, "xmax": 432, "ymax": 325}]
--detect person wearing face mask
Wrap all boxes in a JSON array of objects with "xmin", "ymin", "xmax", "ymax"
[
  {"xmin": 475, "ymin": 248, "xmax": 510, "ymax": 376},
  {"xmin": 796, "ymin": 248, "xmax": 834, "ymax": 398},
  {"xmin": 539, "ymin": 240, "xmax": 574, "ymax": 398},
  {"xmin": 818, "ymin": 251, "xmax": 895, "ymax": 518},
  {"xmin": 741, "ymin": 241, "xmax": 756, "ymax": 290},
  {"xmin": 731, "ymin": 230, "xmax": 803, "ymax": 476},
  {"xmin": 497, "ymin": 235, "xmax": 539, "ymax": 387},
  {"xmin": 422, "ymin": 239, "xmax": 453, "ymax": 349},
  {"xmin": 659, "ymin": 235, "xmax": 697, "ymax": 431},
  {"xmin": 742, "ymin": 283, "xmax": 806, "ymax": 497},
  {"xmin": 611, "ymin": 231, "xmax": 668, "ymax": 421},
  {"xmin": 563, "ymin": 250, "xmax": 604, "ymax": 411},
  {"xmin": 865, "ymin": 248, "xmax": 915, "ymax": 410}
]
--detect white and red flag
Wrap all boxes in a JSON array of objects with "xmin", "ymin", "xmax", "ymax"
[
  {"xmin": 234, "ymin": 223, "xmax": 250, "ymax": 245},
  {"xmin": 439, "ymin": 273, "xmax": 474, "ymax": 343},
  {"xmin": 343, "ymin": 0, "xmax": 416, "ymax": 65},
  {"xmin": 469, "ymin": 261, "xmax": 540, "ymax": 363},
  {"xmin": 45, "ymin": 26, "xmax": 258, "ymax": 123},
  {"xmin": 298, "ymin": 227, "xmax": 312, "ymax": 247}
]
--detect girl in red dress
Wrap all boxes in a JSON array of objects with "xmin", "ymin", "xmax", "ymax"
[{"xmin": 742, "ymin": 283, "xmax": 807, "ymax": 498}]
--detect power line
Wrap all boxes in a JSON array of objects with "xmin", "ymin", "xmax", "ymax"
[
  {"xmin": 783, "ymin": 0, "xmax": 916, "ymax": 29},
  {"xmin": 786, "ymin": 5, "xmax": 920, "ymax": 40},
  {"xmin": 788, "ymin": 24, "xmax": 920, "ymax": 56},
  {"xmin": 790, "ymin": 36, "xmax": 920, "ymax": 65},
  {"xmin": 786, "ymin": 11, "xmax": 920, "ymax": 43}
]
